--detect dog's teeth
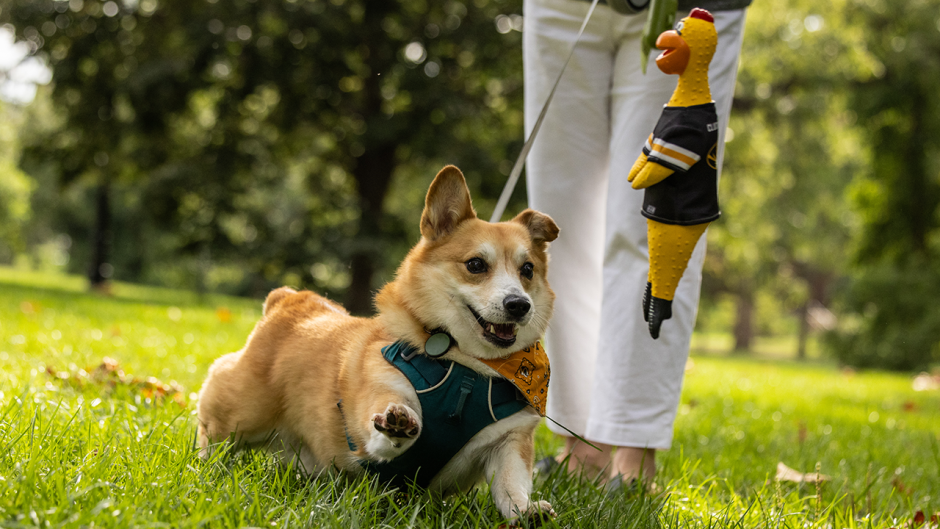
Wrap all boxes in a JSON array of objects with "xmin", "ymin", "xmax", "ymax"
[
  {"xmin": 512, "ymin": 326, "xmax": 518, "ymax": 336},
  {"xmin": 487, "ymin": 323, "xmax": 495, "ymax": 334}
]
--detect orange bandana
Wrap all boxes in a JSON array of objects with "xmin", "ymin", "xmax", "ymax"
[{"xmin": 480, "ymin": 341, "xmax": 551, "ymax": 416}]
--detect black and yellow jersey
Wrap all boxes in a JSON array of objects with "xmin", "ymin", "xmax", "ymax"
[{"xmin": 640, "ymin": 102, "xmax": 721, "ymax": 226}]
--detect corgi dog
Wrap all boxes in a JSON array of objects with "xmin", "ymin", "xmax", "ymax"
[{"xmin": 196, "ymin": 165, "xmax": 559, "ymax": 522}]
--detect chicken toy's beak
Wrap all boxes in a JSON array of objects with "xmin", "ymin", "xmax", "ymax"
[{"xmin": 654, "ymin": 30, "xmax": 690, "ymax": 75}]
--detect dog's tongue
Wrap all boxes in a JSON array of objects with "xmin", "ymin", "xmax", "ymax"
[{"xmin": 493, "ymin": 323, "xmax": 515, "ymax": 340}]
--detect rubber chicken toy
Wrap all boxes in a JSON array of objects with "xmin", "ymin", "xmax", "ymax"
[{"xmin": 627, "ymin": 8, "xmax": 720, "ymax": 339}]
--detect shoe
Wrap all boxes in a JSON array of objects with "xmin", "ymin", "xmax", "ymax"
[
  {"xmin": 534, "ymin": 456, "xmax": 560, "ymax": 477},
  {"xmin": 605, "ymin": 474, "xmax": 660, "ymax": 496}
]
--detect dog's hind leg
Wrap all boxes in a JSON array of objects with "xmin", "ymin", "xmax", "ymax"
[
  {"xmin": 196, "ymin": 350, "xmax": 281, "ymax": 459},
  {"xmin": 268, "ymin": 429, "xmax": 322, "ymax": 476}
]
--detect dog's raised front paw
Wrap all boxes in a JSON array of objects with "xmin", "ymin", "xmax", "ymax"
[
  {"xmin": 373, "ymin": 403, "xmax": 420, "ymax": 439},
  {"xmin": 365, "ymin": 403, "xmax": 421, "ymax": 460}
]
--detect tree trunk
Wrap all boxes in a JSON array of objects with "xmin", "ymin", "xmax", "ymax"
[
  {"xmin": 732, "ymin": 288, "xmax": 754, "ymax": 353},
  {"xmin": 88, "ymin": 181, "xmax": 112, "ymax": 292},
  {"xmin": 792, "ymin": 261, "xmax": 834, "ymax": 360},
  {"xmin": 196, "ymin": 243, "xmax": 210, "ymax": 298},
  {"xmin": 905, "ymin": 88, "xmax": 930, "ymax": 256},
  {"xmin": 342, "ymin": 3, "xmax": 401, "ymax": 315},
  {"xmin": 796, "ymin": 301, "xmax": 809, "ymax": 360},
  {"xmin": 345, "ymin": 144, "xmax": 396, "ymax": 315}
]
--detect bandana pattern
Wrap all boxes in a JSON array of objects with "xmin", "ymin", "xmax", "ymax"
[{"xmin": 480, "ymin": 341, "xmax": 550, "ymax": 416}]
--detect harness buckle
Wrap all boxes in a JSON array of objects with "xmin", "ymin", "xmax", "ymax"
[{"xmin": 400, "ymin": 347, "xmax": 420, "ymax": 362}]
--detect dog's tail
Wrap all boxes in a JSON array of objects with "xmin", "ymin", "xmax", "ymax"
[
  {"xmin": 262, "ymin": 286, "xmax": 349, "ymax": 318},
  {"xmin": 263, "ymin": 287, "xmax": 297, "ymax": 316}
]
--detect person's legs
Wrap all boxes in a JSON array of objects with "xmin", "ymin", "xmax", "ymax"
[
  {"xmin": 588, "ymin": 8, "xmax": 748, "ymax": 483},
  {"xmin": 524, "ymin": 0, "xmax": 614, "ymax": 442},
  {"xmin": 523, "ymin": 0, "xmax": 621, "ymax": 478},
  {"xmin": 611, "ymin": 447, "xmax": 657, "ymax": 483},
  {"xmin": 558, "ymin": 437, "xmax": 613, "ymax": 477}
]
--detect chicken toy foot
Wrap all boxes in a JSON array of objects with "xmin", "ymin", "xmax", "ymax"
[{"xmin": 643, "ymin": 282, "xmax": 673, "ymax": 339}]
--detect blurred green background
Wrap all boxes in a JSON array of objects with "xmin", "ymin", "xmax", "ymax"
[{"xmin": 1, "ymin": 0, "xmax": 939, "ymax": 371}]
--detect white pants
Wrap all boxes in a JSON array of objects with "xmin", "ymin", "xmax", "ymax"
[{"xmin": 523, "ymin": 0, "xmax": 746, "ymax": 449}]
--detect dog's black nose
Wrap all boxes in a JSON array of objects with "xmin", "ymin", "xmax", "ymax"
[{"xmin": 503, "ymin": 295, "xmax": 531, "ymax": 319}]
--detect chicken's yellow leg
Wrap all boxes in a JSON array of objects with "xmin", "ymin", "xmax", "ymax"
[{"xmin": 644, "ymin": 219, "xmax": 708, "ymax": 338}]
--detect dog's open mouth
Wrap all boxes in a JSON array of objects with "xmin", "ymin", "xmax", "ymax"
[{"xmin": 467, "ymin": 305, "xmax": 517, "ymax": 348}]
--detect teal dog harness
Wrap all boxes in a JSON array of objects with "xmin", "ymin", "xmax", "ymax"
[{"xmin": 352, "ymin": 341, "xmax": 529, "ymax": 488}]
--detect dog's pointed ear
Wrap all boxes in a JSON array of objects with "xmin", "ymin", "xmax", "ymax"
[
  {"xmin": 420, "ymin": 165, "xmax": 477, "ymax": 241},
  {"xmin": 511, "ymin": 209, "xmax": 559, "ymax": 249}
]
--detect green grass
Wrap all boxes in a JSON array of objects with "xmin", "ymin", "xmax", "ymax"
[{"xmin": 1, "ymin": 267, "xmax": 938, "ymax": 528}]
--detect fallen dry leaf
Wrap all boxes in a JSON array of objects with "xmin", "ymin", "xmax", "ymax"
[
  {"xmin": 906, "ymin": 511, "xmax": 940, "ymax": 529},
  {"xmin": 893, "ymin": 476, "xmax": 913, "ymax": 495},
  {"xmin": 48, "ymin": 357, "xmax": 186, "ymax": 407},
  {"xmin": 775, "ymin": 462, "xmax": 830, "ymax": 483}
]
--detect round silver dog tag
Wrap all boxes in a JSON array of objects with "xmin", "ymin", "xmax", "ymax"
[{"xmin": 425, "ymin": 333, "xmax": 451, "ymax": 357}]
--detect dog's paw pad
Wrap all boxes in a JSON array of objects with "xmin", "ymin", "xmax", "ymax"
[{"xmin": 372, "ymin": 404, "xmax": 420, "ymax": 439}]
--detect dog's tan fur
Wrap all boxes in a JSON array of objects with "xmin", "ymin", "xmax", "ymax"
[{"xmin": 197, "ymin": 166, "xmax": 559, "ymax": 521}]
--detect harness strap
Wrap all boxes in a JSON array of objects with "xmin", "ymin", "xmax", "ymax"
[
  {"xmin": 382, "ymin": 342, "xmax": 528, "ymax": 410},
  {"xmin": 491, "ymin": 377, "xmax": 525, "ymax": 406},
  {"xmin": 336, "ymin": 400, "xmax": 358, "ymax": 451},
  {"xmin": 382, "ymin": 342, "xmax": 448, "ymax": 388},
  {"xmin": 448, "ymin": 376, "xmax": 476, "ymax": 422}
]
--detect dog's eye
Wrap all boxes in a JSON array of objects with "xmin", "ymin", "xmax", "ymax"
[
  {"xmin": 521, "ymin": 262, "xmax": 534, "ymax": 280},
  {"xmin": 466, "ymin": 258, "xmax": 487, "ymax": 274}
]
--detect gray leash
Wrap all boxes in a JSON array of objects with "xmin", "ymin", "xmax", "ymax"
[{"xmin": 489, "ymin": 0, "xmax": 601, "ymax": 223}]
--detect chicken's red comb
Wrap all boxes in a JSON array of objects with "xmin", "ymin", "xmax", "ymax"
[{"xmin": 689, "ymin": 8, "xmax": 714, "ymax": 23}]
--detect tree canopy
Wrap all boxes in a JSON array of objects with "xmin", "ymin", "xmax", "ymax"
[
  {"xmin": 3, "ymin": 0, "xmax": 940, "ymax": 369},
  {"xmin": 2, "ymin": 0, "xmax": 528, "ymax": 310}
]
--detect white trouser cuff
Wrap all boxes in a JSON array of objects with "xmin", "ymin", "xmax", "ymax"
[{"xmin": 585, "ymin": 417, "xmax": 676, "ymax": 450}]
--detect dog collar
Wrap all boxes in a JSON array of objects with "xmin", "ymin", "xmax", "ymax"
[{"xmin": 479, "ymin": 341, "xmax": 550, "ymax": 416}]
